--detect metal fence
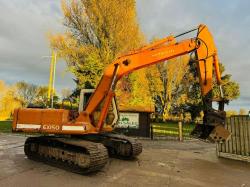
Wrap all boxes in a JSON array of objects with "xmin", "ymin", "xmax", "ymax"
[{"xmin": 217, "ymin": 115, "xmax": 250, "ymax": 162}]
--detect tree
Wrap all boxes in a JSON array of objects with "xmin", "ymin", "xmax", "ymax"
[
  {"xmin": 116, "ymin": 69, "xmax": 153, "ymax": 109},
  {"xmin": 0, "ymin": 80, "xmax": 8, "ymax": 100},
  {"xmin": 0, "ymin": 80, "xmax": 63, "ymax": 120},
  {"xmin": 212, "ymin": 64, "xmax": 240, "ymax": 100},
  {"xmin": 14, "ymin": 82, "xmax": 59, "ymax": 107},
  {"xmin": 35, "ymin": 86, "xmax": 49, "ymax": 106},
  {"xmin": 49, "ymin": 0, "xmax": 152, "ymax": 109},
  {"xmin": 35, "ymin": 86, "xmax": 60, "ymax": 108},
  {"xmin": 146, "ymin": 55, "xmax": 190, "ymax": 120},
  {"xmin": 239, "ymin": 108, "xmax": 247, "ymax": 115},
  {"xmin": 172, "ymin": 60, "xmax": 240, "ymax": 121},
  {"xmin": 15, "ymin": 81, "xmax": 38, "ymax": 107},
  {"xmin": 0, "ymin": 80, "xmax": 21, "ymax": 120},
  {"xmin": 226, "ymin": 110, "xmax": 238, "ymax": 117},
  {"xmin": 49, "ymin": 0, "xmax": 144, "ymax": 89}
]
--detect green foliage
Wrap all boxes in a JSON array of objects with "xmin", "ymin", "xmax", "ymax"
[
  {"xmin": 50, "ymin": 0, "xmax": 144, "ymax": 89},
  {"xmin": 0, "ymin": 80, "xmax": 62, "ymax": 120},
  {"xmin": 49, "ymin": 0, "xmax": 154, "ymax": 110},
  {"xmin": 212, "ymin": 64, "xmax": 240, "ymax": 100},
  {"xmin": 170, "ymin": 60, "xmax": 240, "ymax": 121},
  {"xmin": 146, "ymin": 55, "xmax": 190, "ymax": 120},
  {"xmin": 33, "ymin": 86, "xmax": 49, "ymax": 106},
  {"xmin": 0, "ymin": 121, "xmax": 12, "ymax": 133}
]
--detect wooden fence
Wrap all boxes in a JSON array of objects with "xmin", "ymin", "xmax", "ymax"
[
  {"xmin": 217, "ymin": 115, "xmax": 250, "ymax": 162},
  {"xmin": 151, "ymin": 122, "xmax": 195, "ymax": 140}
]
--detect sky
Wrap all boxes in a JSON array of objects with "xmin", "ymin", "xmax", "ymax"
[{"xmin": 0, "ymin": 0, "xmax": 249, "ymax": 111}]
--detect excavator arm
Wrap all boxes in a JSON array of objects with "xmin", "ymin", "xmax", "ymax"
[{"xmin": 79, "ymin": 24, "xmax": 230, "ymax": 142}]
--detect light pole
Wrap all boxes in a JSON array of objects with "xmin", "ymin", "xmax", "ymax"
[{"xmin": 42, "ymin": 51, "xmax": 57, "ymax": 108}]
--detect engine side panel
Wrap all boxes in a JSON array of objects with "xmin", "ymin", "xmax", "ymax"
[{"xmin": 12, "ymin": 108, "xmax": 100, "ymax": 135}]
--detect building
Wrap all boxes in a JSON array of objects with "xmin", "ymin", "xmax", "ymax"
[{"xmin": 115, "ymin": 106, "xmax": 154, "ymax": 137}]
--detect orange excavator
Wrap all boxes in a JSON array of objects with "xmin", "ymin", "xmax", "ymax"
[{"xmin": 12, "ymin": 24, "xmax": 230, "ymax": 173}]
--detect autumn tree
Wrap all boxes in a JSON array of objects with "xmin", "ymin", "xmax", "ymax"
[
  {"xmin": 0, "ymin": 80, "xmax": 63, "ymax": 119},
  {"xmin": 226, "ymin": 110, "xmax": 238, "ymax": 117},
  {"xmin": 34, "ymin": 86, "xmax": 50, "ymax": 106},
  {"xmin": 116, "ymin": 69, "xmax": 153, "ymax": 109},
  {"xmin": 171, "ymin": 60, "xmax": 240, "ymax": 121},
  {"xmin": 0, "ymin": 80, "xmax": 7, "ymax": 100},
  {"xmin": 14, "ymin": 82, "xmax": 60, "ymax": 108},
  {"xmin": 0, "ymin": 80, "xmax": 21, "ymax": 120},
  {"xmin": 239, "ymin": 108, "xmax": 247, "ymax": 115},
  {"xmin": 15, "ymin": 81, "xmax": 38, "ymax": 107},
  {"xmin": 49, "ymin": 0, "xmax": 154, "ymax": 109},
  {"xmin": 35, "ymin": 85, "xmax": 60, "ymax": 107},
  {"xmin": 146, "ymin": 55, "xmax": 190, "ymax": 120},
  {"xmin": 50, "ymin": 0, "xmax": 144, "ymax": 87}
]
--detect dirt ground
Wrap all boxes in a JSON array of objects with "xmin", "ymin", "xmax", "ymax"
[{"xmin": 0, "ymin": 134, "xmax": 249, "ymax": 187}]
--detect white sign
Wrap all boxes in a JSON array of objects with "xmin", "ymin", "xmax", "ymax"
[{"xmin": 117, "ymin": 113, "xmax": 139, "ymax": 129}]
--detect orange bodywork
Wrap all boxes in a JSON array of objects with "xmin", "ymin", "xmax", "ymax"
[
  {"xmin": 12, "ymin": 108, "xmax": 102, "ymax": 134},
  {"xmin": 12, "ymin": 24, "xmax": 222, "ymax": 135}
]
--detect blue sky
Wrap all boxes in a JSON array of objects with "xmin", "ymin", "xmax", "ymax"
[{"xmin": 0, "ymin": 0, "xmax": 249, "ymax": 111}]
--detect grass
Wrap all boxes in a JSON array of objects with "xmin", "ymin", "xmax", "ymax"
[
  {"xmin": 152, "ymin": 122, "xmax": 196, "ymax": 137},
  {"xmin": 0, "ymin": 121, "xmax": 12, "ymax": 133}
]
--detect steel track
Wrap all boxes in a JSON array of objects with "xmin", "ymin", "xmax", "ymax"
[
  {"xmin": 24, "ymin": 136, "xmax": 108, "ymax": 174},
  {"xmin": 78, "ymin": 133, "xmax": 143, "ymax": 159}
]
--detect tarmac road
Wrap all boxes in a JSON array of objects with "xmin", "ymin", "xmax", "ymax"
[{"xmin": 0, "ymin": 133, "xmax": 249, "ymax": 187}]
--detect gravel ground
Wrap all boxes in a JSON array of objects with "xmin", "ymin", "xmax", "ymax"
[{"xmin": 0, "ymin": 133, "xmax": 249, "ymax": 187}]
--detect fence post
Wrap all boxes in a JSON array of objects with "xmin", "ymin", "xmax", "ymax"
[
  {"xmin": 178, "ymin": 121, "xmax": 183, "ymax": 141},
  {"xmin": 150, "ymin": 124, "xmax": 153, "ymax": 140}
]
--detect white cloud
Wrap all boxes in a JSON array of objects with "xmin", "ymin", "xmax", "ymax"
[{"xmin": 0, "ymin": 0, "xmax": 74, "ymax": 93}]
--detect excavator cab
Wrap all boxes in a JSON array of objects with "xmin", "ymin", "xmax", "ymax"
[{"xmin": 79, "ymin": 89, "xmax": 119, "ymax": 128}]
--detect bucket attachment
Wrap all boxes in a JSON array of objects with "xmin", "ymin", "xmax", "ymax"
[
  {"xmin": 190, "ymin": 109, "xmax": 231, "ymax": 143},
  {"xmin": 191, "ymin": 124, "xmax": 231, "ymax": 143},
  {"xmin": 208, "ymin": 125, "xmax": 231, "ymax": 143}
]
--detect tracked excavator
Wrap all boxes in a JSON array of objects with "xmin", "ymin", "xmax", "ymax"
[{"xmin": 12, "ymin": 24, "xmax": 230, "ymax": 173}]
